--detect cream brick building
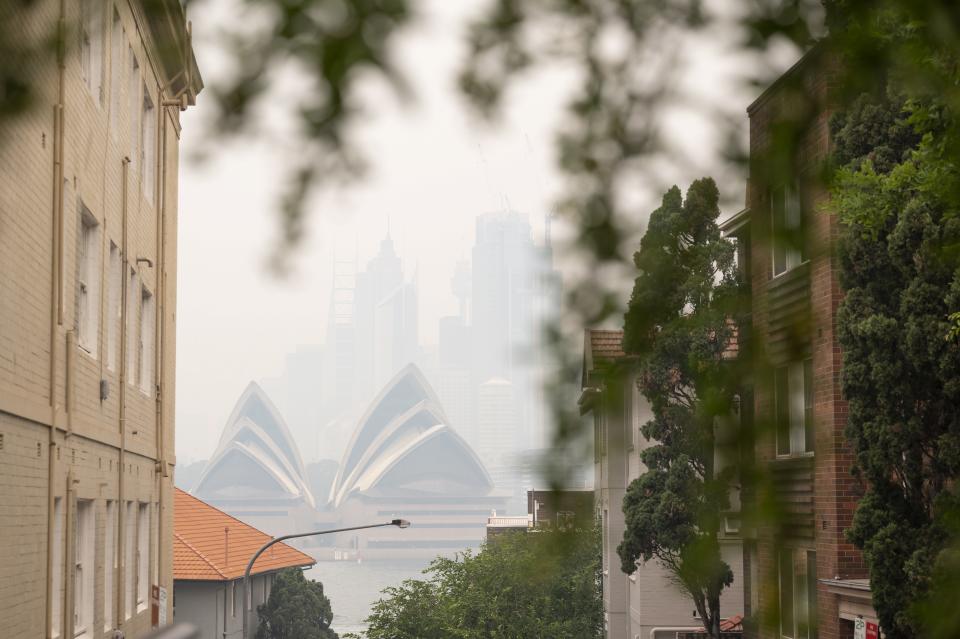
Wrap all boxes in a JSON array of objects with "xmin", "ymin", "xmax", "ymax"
[{"xmin": 0, "ymin": 1, "xmax": 200, "ymax": 637}]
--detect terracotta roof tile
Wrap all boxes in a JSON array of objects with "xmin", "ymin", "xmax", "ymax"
[
  {"xmin": 174, "ymin": 488, "xmax": 315, "ymax": 581},
  {"xmin": 589, "ymin": 329, "xmax": 625, "ymax": 362},
  {"xmin": 720, "ymin": 615, "xmax": 744, "ymax": 632}
]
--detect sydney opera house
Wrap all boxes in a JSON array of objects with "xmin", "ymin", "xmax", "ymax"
[{"xmin": 193, "ymin": 365, "xmax": 508, "ymax": 558}]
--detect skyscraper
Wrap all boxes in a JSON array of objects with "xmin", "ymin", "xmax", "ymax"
[{"xmin": 470, "ymin": 210, "xmax": 561, "ymax": 452}]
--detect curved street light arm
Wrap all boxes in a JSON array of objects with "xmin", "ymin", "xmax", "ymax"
[{"xmin": 242, "ymin": 519, "xmax": 409, "ymax": 638}]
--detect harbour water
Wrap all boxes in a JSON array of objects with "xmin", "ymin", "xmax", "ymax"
[{"xmin": 305, "ymin": 559, "xmax": 437, "ymax": 635}]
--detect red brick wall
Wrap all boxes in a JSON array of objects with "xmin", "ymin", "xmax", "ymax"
[{"xmin": 746, "ymin": 51, "xmax": 867, "ymax": 639}]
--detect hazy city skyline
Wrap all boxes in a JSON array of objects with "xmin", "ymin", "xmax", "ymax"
[
  {"xmin": 175, "ymin": 0, "xmax": 577, "ymax": 463},
  {"xmin": 174, "ymin": 0, "xmax": 769, "ymax": 463}
]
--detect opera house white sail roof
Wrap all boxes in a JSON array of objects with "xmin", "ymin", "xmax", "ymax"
[
  {"xmin": 330, "ymin": 364, "xmax": 495, "ymax": 507},
  {"xmin": 194, "ymin": 382, "xmax": 316, "ymax": 508}
]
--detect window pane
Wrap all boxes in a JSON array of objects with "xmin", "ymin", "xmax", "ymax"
[
  {"xmin": 127, "ymin": 270, "xmax": 138, "ymax": 384},
  {"xmin": 775, "ymin": 367, "xmax": 790, "ymax": 455},
  {"xmin": 104, "ymin": 500, "xmax": 116, "ymax": 630},
  {"xmin": 107, "ymin": 243, "xmax": 121, "ymax": 370},
  {"xmin": 803, "ymin": 359, "xmax": 814, "ymax": 453},
  {"xmin": 772, "ymin": 186, "xmax": 787, "ymax": 276},
  {"xmin": 779, "ymin": 550, "xmax": 795, "ymax": 639},
  {"xmin": 137, "ymin": 503, "xmax": 149, "ymax": 610},
  {"xmin": 795, "ymin": 550, "xmax": 809, "ymax": 639},
  {"xmin": 786, "ymin": 184, "xmax": 804, "ymax": 265},
  {"xmin": 807, "ymin": 551, "xmax": 818, "ymax": 639},
  {"xmin": 789, "ymin": 361, "xmax": 806, "ymax": 454},
  {"xmin": 125, "ymin": 502, "xmax": 135, "ymax": 620},
  {"xmin": 139, "ymin": 288, "xmax": 153, "ymax": 394},
  {"xmin": 75, "ymin": 500, "xmax": 94, "ymax": 633},
  {"xmin": 110, "ymin": 11, "xmax": 123, "ymax": 132},
  {"xmin": 52, "ymin": 498, "xmax": 63, "ymax": 637}
]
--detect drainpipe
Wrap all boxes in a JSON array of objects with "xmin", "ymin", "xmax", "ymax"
[
  {"xmin": 47, "ymin": 1, "xmax": 67, "ymax": 635},
  {"xmin": 118, "ymin": 155, "xmax": 131, "ymax": 628},
  {"xmin": 65, "ymin": 330, "xmax": 76, "ymax": 436},
  {"xmin": 153, "ymin": 85, "xmax": 173, "ymax": 603}
]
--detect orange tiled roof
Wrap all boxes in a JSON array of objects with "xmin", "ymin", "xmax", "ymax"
[
  {"xmin": 589, "ymin": 329, "xmax": 625, "ymax": 362},
  {"xmin": 174, "ymin": 488, "xmax": 315, "ymax": 581},
  {"xmin": 720, "ymin": 615, "xmax": 744, "ymax": 632}
]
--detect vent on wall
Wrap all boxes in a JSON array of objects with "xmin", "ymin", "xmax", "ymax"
[{"xmin": 0, "ymin": 433, "xmax": 4, "ymax": 450}]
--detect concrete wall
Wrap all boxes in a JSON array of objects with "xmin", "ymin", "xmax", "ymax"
[
  {"xmin": 592, "ymin": 367, "xmax": 746, "ymax": 639},
  {"xmin": 173, "ymin": 575, "xmax": 271, "ymax": 639},
  {"xmin": 0, "ymin": 1, "xmax": 194, "ymax": 637}
]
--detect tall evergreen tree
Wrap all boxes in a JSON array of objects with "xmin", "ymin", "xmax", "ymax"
[
  {"xmin": 618, "ymin": 178, "xmax": 742, "ymax": 639},
  {"xmin": 832, "ymin": 90, "xmax": 960, "ymax": 638},
  {"xmin": 256, "ymin": 568, "xmax": 339, "ymax": 639}
]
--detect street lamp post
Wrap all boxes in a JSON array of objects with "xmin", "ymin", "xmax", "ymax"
[{"xmin": 242, "ymin": 519, "xmax": 410, "ymax": 639}]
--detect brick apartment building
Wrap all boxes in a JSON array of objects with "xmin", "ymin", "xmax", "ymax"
[
  {"xmin": 733, "ymin": 49, "xmax": 881, "ymax": 639},
  {"xmin": 0, "ymin": 1, "xmax": 200, "ymax": 637}
]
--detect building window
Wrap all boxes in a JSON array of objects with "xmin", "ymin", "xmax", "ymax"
[
  {"xmin": 152, "ymin": 503, "xmax": 159, "ymax": 588},
  {"xmin": 106, "ymin": 242, "xmax": 121, "ymax": 370},
  {"xmin": 775, "ymin": 359, "xmax": 814, "ymax": 456},
  {"xmin": 139, "ymin": 287, "xmax": 154, "ymax": 394},
  {"xmin": 126, "ymin": 269, "xmax": 138, "ymax": 385},
  {"xmin": 109, "ymin": 9, "xmax": 123, "ymax": 132},
  {"xmin": 593, "ymin": 414, "xmax": 601, "ymax": 463},
  {"xmin": 104, "ymin": 500, "xmax": 116, "ymax": 631},
  {"xmin": 74, "ymin": 500, "xmax": 95, "ymax": 637},
  {"xmin": 625, "ymin": 384, "xmax": 635, "ymax": 451},
  {"xmin": 124, "ymin": 501, "xmax": 135, "ymax": 620},
  {"xmin": 79, "ymin": 0, "xmax": 104, "ymax": 104},
  {"xmin": 779, "ymin": 548, "xmax": 817, "ymax": 639},
  {"xmin": 771, "ymin": 182, "xmax": 805, "ymax": 276},
  {"xmin": 52, "ymin": 497, "xmax": 64, "ymax": 638},
  {"xmin": 141, "ymin": 87, "xmax": 156, "ymax": 202},
  {"xmin": 77, "ymin": 207, "xmax": 100, "ymax": 354},
  {"xmin": 137, "ymin": 502, "xmax": 149, "ymax": 612},
  {"xmin": 128, "ymin": 49, "xmax": 140, "ymax": 169}
]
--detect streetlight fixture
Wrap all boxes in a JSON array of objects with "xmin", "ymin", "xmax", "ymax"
[{"xmin": 242, "ymin": 519, "xmax": 411, "ymax": 639}]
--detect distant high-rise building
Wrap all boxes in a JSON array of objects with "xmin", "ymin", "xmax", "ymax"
[
  {"xmin": 470, "ymin": 211, "xmax": 561, "ymax": 452},
  {"xmin": 476, "ymin": 377, "xmax": 519, "ymax": 490},
  {"xmin": 471, "ymin": 212, "xmax": 536, "ymax": 383},
  {"xmin": 436, "ymin": 316, "xmax": 475, "ymax": 444},
  {"xmin": 261, "ymin": 344, "xmax": 326, "ymax": 462},
  {"xmin": 350, "ymin": 233, "xmax": 419, "ymax": 403}
]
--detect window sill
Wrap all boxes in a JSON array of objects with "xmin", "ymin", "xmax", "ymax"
[
  {"xmin": 774, "ymin": 451, "xmax": 815, "ymax": 461},
  {"xmin": 771, "ymin": 258, "xmax": 811, "ymax": 281}
]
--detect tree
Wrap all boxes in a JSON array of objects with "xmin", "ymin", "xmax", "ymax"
[
  {"xmin": 831, "ymin": 90, "xmax": 960, "ymax": 639},
  {"xmin": 618, "ymin": 177, "xmax": 741, "ymax": 639},
  {"xmin": 256, "ymin": 568, "xmax": 339, "ymax": 639},
  {"xmin": 360, "ymin": 529, "xmax": 603, "ymax": 639}
]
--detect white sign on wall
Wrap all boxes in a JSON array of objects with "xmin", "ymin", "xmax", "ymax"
[
  {"xmin": 158, "ymin": 586, "xmax": 168, "ymax": 626},
  {"xmin": 854, "ymin": 617, "xmax": 866, "ymax": 639}
]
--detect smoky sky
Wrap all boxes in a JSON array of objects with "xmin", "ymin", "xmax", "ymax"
[{"xmin": 174, "ymin": 0, "xmax": 791, "ymax": 462}]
